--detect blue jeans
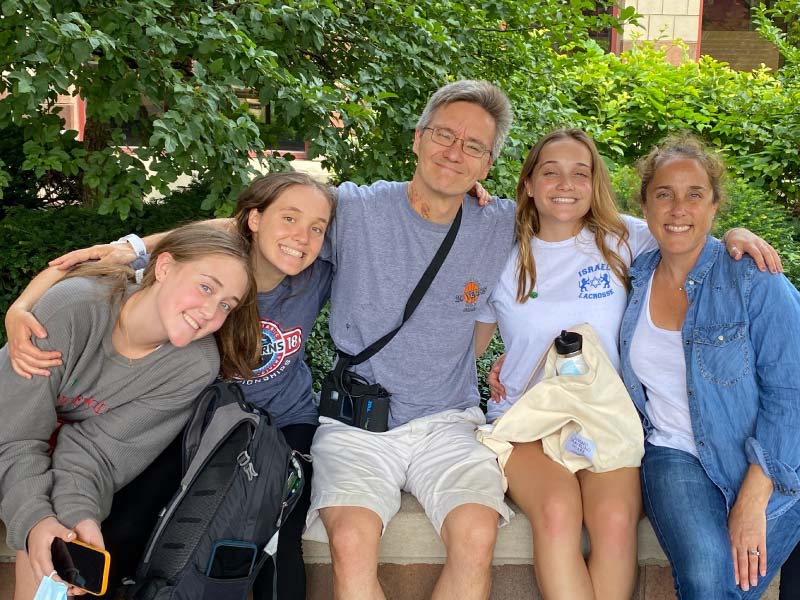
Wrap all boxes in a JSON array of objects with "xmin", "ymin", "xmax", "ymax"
[{"xmin": 642, "ymin": 444, "xmax": 800, "ymax": 599}]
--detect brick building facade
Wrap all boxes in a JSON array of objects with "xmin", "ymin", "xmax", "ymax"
[{"xmin": 618, "ymin": 0, "xmax": 781, "ymax": 69}]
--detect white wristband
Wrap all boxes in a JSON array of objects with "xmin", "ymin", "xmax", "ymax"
[{"xmin": 115, "ymin": 233, "xmax": 147, "ymax": 258}]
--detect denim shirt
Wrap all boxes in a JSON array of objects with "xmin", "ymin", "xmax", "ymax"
[{"xmin": 619, "ymin": 235, "xmax": 800, "ymax": 519}]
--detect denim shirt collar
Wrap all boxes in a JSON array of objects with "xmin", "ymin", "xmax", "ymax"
[{"xmin": 629, "ymin": 234, "xmax": 720, "ymax": 291}]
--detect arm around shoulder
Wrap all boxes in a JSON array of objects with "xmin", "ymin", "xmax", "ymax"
[{"xmin": 5, "ymin": 267, "xmax": 68, "ymax": 378}]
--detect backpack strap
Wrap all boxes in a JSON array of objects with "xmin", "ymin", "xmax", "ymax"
[
  {"xmin": 182, "ymin": 384, "xmax": 222, "ymax": 473},
  {"xmin": 181, "ymin": 382, "xmax": 269, "ymax": 473}
]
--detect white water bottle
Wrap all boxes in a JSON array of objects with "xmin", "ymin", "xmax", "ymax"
[{"xmin": 554, "ymin": 330, "xmax": 589, "ymax": 376}]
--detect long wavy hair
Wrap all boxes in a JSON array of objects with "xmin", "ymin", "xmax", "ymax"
[
  {"xmin": 67, "ymin": 223, "xmax": 261, "ymax": 378},
  {"xmin": 513, "ymin": 129, "xmax": 631, "ymax": 303}
]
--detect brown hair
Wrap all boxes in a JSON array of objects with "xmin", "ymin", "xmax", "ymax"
[
  {"xmin": 513, "ymin": 129, "xmax": 631, "ymax": 303},
  {"xmin": 234, "ymin": 171, "xmax": 336, "ymax": 248},
  {"xmin": 636, "ymin": 133, "xmax": 727, "ymax": 206},
  {"xmin": 67, "ymin": 223, "xmax": 261, "ymax": 378}
]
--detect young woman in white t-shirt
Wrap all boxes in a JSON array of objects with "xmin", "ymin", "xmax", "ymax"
[{"xmin": 474, "ymin": 128, "xmax": 781, "ymax": 599}]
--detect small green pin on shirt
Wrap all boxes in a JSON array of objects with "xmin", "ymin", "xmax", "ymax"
[{"xmin": 529, "ymin": 291, "xmax": 538, "ymax": 299}]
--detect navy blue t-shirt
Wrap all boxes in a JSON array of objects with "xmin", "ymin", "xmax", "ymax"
[{"xmin": 235, "ymin": 255, "xmax": 333, "ymax": 428}]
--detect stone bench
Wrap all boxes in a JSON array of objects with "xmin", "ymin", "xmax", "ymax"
[
  {"xmin": 0, "ymin": 495, "xmax": 668, "ymax": 599},
  {"xmin": 1, "ymin": 495, "xmax": 665, "ymax": 566},
  {"xmin": 301, "ymin": 494, "xmax": 791, "ymax": 599},
  {"xmin": 302, "ymin": 491, "xmax": 668, "ymax": 565},
  {"xmin": 301, "ymin": 492, "xmax": 679, "ymax": 599},
  {"xmin": 3, "ymin": 501, "xmax": 781, "ymax": 599}
]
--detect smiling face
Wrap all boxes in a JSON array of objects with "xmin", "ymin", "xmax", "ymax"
[
  {"xmin": 412, "ymin": 101, "xmax": 496, "ymax": 203},
  {"xmin": 641, "ymin": 157, "xmax": 719, "ymax": 261},
  {"xmin": 247, "ymin": 184, "xmax": 332, "ymax": 290},
  {"xmin": 154, "ymin": 253, "xmax": 250, "ymax": 348},
  {"xmin": 526, "ymin": 138, "xmax": 593, "ymax": 241}
]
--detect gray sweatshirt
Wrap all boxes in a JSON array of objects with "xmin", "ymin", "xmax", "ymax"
[{"xmin": 0, "ymin": 277, "xmax": 219, "ymax": 551}]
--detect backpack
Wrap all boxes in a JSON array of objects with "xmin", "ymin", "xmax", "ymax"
[{"xmin": 126, "ymin": 381, "xmax": 305, "ymax": 600}]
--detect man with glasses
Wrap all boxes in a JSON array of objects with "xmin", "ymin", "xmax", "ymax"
[{"xmin": 304, "ymin": 80, "xmax": 517, "ymax": 600}]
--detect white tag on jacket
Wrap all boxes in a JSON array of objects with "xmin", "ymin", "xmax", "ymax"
[{"xmin": 565, "ymin": 432, "xmax": 596, "ymax": 461}]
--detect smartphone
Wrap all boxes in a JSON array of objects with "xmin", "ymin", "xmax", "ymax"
[
  {"xmin": 50, "ymin": 538, "xmax": 110, "ymax": 596},
  {"xmin": 205, "ymin": 540, "xmax": 258, "ymax": 579}
]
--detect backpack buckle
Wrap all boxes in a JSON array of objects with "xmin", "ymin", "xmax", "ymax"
[{"xmin": 237, "ymin": 450, "xmax": 259, "ymax": 481}]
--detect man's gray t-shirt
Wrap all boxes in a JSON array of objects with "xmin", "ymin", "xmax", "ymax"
[{"xmin": 329, "ymin": 180, "xmax": 515, "ymax": 428}]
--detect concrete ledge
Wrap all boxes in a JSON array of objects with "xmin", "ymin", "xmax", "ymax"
[{"xmin": 302, "ymin": 492, "xmax": 668, "ymax": 566}]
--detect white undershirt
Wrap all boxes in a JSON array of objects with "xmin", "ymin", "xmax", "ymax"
[{"xmin": 629, "ymin": 273, "xmax": 698, "ymax": 456}]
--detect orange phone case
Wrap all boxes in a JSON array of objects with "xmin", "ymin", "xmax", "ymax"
[{"xmin": 64, "ymin": 539, "xmax": 111, "ymax": 596}]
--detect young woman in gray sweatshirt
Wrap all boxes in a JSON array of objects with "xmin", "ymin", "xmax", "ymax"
[{"xmin": 0, "ymin": 223, "xmax": 261, "ymax": 598}]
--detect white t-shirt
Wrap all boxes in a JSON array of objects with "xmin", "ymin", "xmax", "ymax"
[
  {"xmin": 629, "ymin": 272, "xmax": 698, "ymax": 456},
  {"xmin": 477, "ymin": 215, "xmax": 655, "ymax": 422}
]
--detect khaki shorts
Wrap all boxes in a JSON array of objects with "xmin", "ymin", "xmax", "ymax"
[{"xmin": 304, "ymin": 406, "xmax": 512, "ymax": 543}]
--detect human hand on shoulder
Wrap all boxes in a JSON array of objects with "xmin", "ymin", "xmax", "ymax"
[
  {"xmin": 723, "ymin": 228, "xmax": 783, "ymax": 274},
  {"xmin": 468, "ymin": 181, "xmax": 493, "ymax": 206},
  {"xmin": 5, "ymin": 306, "xmax": 61, "ymax": 378},
  {"xmin": 49, "ymin": 242, "xmax": 136, "ymax": 271}
]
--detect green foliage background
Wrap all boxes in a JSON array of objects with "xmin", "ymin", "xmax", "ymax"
[{"xmin": 1, "ymin": 0, "xmax": 799, "ymax": 399}]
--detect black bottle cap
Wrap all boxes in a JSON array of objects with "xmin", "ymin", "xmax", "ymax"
[{"xmin": 554, "ymin": 330, "xmax": 583, "ymax": 355}]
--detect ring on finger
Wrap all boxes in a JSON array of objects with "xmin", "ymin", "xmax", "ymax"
[{"xmin": 748, "ymin": 549, "xmax": 760, "ymax": 556}]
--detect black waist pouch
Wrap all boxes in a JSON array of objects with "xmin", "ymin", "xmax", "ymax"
[{"xmin": 319, "ymin": 362, "xmax": 390, "ymax": 432}]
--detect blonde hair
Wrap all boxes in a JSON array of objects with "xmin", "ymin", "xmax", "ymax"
[
  {"xmin": 514, "ymin": 129, "xmax": 631, "ymax": 303},
  {"xmin": 67, "ymin": 223, "xmax": 261, "ymax": 378}
]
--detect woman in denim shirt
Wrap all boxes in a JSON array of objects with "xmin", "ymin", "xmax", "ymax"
[{"xmin": 618, "ymin": 134, "xmax": 800, "ymax": 599}]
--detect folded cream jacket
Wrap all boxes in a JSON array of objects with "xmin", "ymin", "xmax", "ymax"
[{"xmin": 477, "ymin": 323, "xmax": 644, "ymax": 488}]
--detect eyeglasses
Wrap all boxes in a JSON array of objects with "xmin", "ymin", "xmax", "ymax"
[{"xmin": 422, "ymin": 127, "xmax": 492, "ymax": 159}]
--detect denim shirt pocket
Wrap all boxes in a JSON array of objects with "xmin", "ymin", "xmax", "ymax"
[{"xmin": 693, "ymin": 323, "xmax": 751, "ymax": 387}]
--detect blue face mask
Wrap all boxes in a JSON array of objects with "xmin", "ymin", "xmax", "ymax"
[{"xmin": 33, "ymin": 574, "xmax": 68, "ymax": 600}]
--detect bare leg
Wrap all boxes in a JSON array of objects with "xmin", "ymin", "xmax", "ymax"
[
  {"xmin": 505, "ymin": 441, "xmax": 594, "ymax": 600},
  {"xmin": 433, "ymin": 503, "xmax": 499, "ymax": 600},
  {"xmin": 320, "ymin": 506, "xmax": 386, "ymax": 600},
  {"xmin": 14, "ymin": 551, "xmax": 38, "ymax": 600},
  {"xmin": 578, "ymin": 467, "xmax": 641, "ymax": 600}
]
